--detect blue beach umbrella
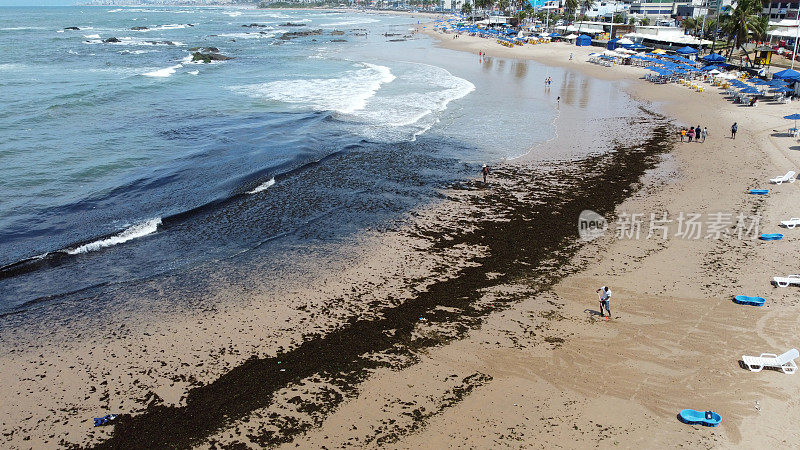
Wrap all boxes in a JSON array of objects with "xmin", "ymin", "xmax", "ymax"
[
  {"xmin": 773, "ymin": 86, "xmax": 793, "ymax": 93},
  {"xmin": 740, "ymin": 86, "xmax": 760, "ymax": 95},
  {"xmin": 702, "ymin": 52, "xmax": 726, "ymax": 63},
  {"xmin": 676, "ymin": 46, "xmax": 698, "ymax": 55},
  {"xmin": 785, "ymin": 113, "xmax": 800, "ymax": 129},
  {"xmin": 773, "ymin": 68, "xmax": 800, "ymax": 79}
]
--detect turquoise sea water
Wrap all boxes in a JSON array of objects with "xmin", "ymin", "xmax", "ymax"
[{"xmin": 0, "ymin": 6, "xmax": 629, "ymax": 313}]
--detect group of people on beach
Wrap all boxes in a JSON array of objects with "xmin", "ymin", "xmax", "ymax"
[
  {"xmin": 545, "ymin": 77, "xmax": 552, "ymax": 86},
  {"xmin": 679, "ymin": 125, "xmax": 708, "ymax": 143}
]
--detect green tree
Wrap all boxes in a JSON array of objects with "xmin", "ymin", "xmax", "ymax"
[
  {"xmin": 628, "ymin": 17, "xmax": 637, "ymax": 25},
  {"xmin": 640, "ymin": 16, "xmax": 650, "ymax": 26},
  {"xmin": 613, "ymin": 13, "xmax": 624, "ymax": 23},
  {"xmin": 724, "ymin": 0, "xmax": 762, "ymax": 65},
  {"xmin": 462, "ymin": 0, "xmax": 473, "ymax": 14},
  {"xmin": 564, "ymin": 0, "xmax": 578, "ymax": 22}
]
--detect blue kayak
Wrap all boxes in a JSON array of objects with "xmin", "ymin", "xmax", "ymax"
[
  {"xmin": 733, "ymin": 295, "xmax": 765, "ymax": 306},
  {"xmin": 749, "ymin": 189, "xmax": 769, "ymax": 195},
  {"xmin": 760, "ymin": 233, "xmax": 784, "ymax": 241},
  {"xmin": 679, "ymin": 409, "xmax": 721, "ymax": 427}
]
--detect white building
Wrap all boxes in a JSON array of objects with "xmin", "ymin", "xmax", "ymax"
[
  {"xmin": 585, "ymin": 1, "xmax": 631, "ymax": 19},
  {"xmin": 624, "ymin": 26, "xmax": 713, "ymax": 47}
]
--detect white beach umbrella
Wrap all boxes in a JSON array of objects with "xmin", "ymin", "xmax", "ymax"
[{"xmin": 616, "ymin": 37, "xmax": 634, "ymax": 45}]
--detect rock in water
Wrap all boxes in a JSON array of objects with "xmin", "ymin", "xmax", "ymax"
[
  {"xmin": 131, "ymin": 26, "xmax": 149, "ymax": 30},
  {"xmin": 64, "ymin": 26, "xmax": 80, "ymax": 30},
  {"xmin": 279, "ymin": 29, "xmax": 322, "ymax": 40},
  {"xmin": 330, "ymin": 30, "xmax": 345, "ymax": 35},
  {"xmin": 103, "ymin": 37, "xmax": 120, "ymax": 43},
  {"xmin": 191, "ymin": 52, "xmax": 234, "ymax": 63},
  {"xmin": 280, "ymin": 22, "xmax": 306, "ymax": 27}
]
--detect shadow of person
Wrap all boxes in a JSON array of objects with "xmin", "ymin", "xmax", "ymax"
[{"xmin": 584, "ymin": 308, "xmax": 603, "ymax": 317}]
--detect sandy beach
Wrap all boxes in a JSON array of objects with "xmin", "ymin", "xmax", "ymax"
[{"xmin": 2, "ymin": 16, "xmax": 800, "ymax": 449}]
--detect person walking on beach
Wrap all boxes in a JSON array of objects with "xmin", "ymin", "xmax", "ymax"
[
  {"xmin": 731, "ymin": 122, "xmax": 737, "ymax": 139},
  {"xmin": 687, "ymin": 126, "xmax": 695, "ymax": 143},
  {"xmin": 596, "ymin": 286, "xmax": 611, "ymax": 318},
  {"xmin": 695, "ymin": 124, "xmax": 701, "ymax": 142},
  {"xmin": 481, "ymin": 163, "xmax": 490, "ymax": 184},
  {"xmin": 701, "ymin": 126, "xmax": 708, "ymax": 143},
  {"xmin": 680, "ymin": 128, "xmax": 686, "ymax": 142}
]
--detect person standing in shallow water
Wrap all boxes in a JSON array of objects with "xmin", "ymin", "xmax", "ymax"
[{"xmin": 481, "ymin": 164, "xmax": 490, "ymax": 184}]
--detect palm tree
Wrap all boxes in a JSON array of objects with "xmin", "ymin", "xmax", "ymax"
[
  {"xmin": 462, "ymin": 1, "xmax": 473, "ymax": 15},
  {"xmin": 726, "ymin": 0, "xmax": 763, "ymax": 66},
  {"xmin": 564, "ymin": 0, "xmax": 578, "ymax": 25}
]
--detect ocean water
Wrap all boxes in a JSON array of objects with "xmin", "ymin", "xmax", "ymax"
[{"xmin": 0, "ymin": 6, "xmax": 630, "ymax": 314}]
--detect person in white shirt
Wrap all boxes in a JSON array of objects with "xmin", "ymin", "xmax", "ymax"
[{"xmin": 596, "ymin": 286, "xmax": 611, "ymax": 318}]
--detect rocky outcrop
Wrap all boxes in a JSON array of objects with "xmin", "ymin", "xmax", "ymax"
[
  {"xmin": 191, "ymin": 52, "xmax": 234, "ymax": 63},
  {"xmin": 330, "ymin": 30, "xmax": 345, "ymax": 35},
  {"xmin": 145, "ymin": 40, "xmax": 176, "ymax": 46},
  {"xmin": 330, "ymin": 39, "xmax": 347, "ymax": 42},
  {"xmin": 279, "ymin": 29, "xmax": 322, "ymax": 40},
  {"xmin": 64, "ymin": 26, "xmax": 80, "ymax": 30},
  {"xmin": 131, "ymin": 26, "xmax": 149, "ymax": 30},
  {"xmin": 280, "ymin": 22, "xmax": 305, "ymax": 27},
  {"xmin": 242, "ymin": 23, "xmax": 269, "ymax": 28},
  {"xmin": 103, "ymin": 37, "xmax": 120, "ymax": 43},
  {"xmin": 189, "ymin": 46, "xmax": 219, "ymax": 53}
]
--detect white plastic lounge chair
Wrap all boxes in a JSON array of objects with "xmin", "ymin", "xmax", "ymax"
[
  {"xmin": 742, "ymin": 348, "xmax": 799, "ymax": 374},
  {"xmin": 770, "ymin": 171, "xmax": 796, "ymax": 184},
  {"xmin": 781, "ymin": 218, "xmax": 800, "ymax": 229},
  {"xmin": 774, "ymin": 275, "xmax": 800, "ymax": 287}
]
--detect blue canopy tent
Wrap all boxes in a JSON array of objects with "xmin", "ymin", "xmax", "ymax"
[
  {"xmin": 607, "ymin": 38, "xmax": 619, "ymax": 50},
  {"xmin": 576, "ymin": 34, "xmax": 591, "ymax": 46},
  {"xmin": 701, "ymin": 65, "xmax": 719, "ymax": 71},
  {"xmin": 773, "ymin": 68, "xmax": 800, "ymax": 80},
  {"xmin": 675, "ymin": 46, "xmax": 698, "ymax": 55},
  {"xmin": 630, "ymin": 42, "xmax": 647, "ymax": 51},
  {"xmin": 701, "ymin": 53, "xmax": 726, "ymax": 63}
]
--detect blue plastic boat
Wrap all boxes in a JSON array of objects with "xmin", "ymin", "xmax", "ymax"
[
  {"xmin": 759, "ymin": 233, "xmax": 784, "ymax": 241},
  {"xmin": 733, "ymin": 295, "xmax": 765, "ymax": 306},
  {"xmin": 679, "ymin": 409, "xmax": 721, "ymax": 427},
  {"xmin": 749, "ymin": 189, "xmax": 769, "ymax": 195}
]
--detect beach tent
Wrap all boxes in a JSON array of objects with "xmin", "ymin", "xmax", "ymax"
[
  {"xmin": 576, "ymin": 34, "xmax": 591, "ymax": 46},
  {"xmin": 773, "ymin": 68, "xmax": 800, "ymax": 81},
  {"xmin": 617, "ymin": 37, "xmax": 634, "ymax": 46},
  {"xmin": 676, "ymin": 46, "xmax": 698, "ymax": 55},
  {"xmin": 607, "ymin": 38, "xmax": 620, "ymax": 50},
  {"xmin": 549, "ymin": 32, "xmax": 560, "ymax": 38},
  {"xmin": 708, "ymin": 69, "xmax": 722, "ymax": 75},
  {"xmin": 702, "ymin": 53, "xmax": 726, "ymax": 63}
]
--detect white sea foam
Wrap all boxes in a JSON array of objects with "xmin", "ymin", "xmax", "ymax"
[
  {"xmin": 348, "ymin": 64, "xmax": 474, "ymax": 128},
  {"xmin": 247, "ymin": 177, "xmax": 275, "ymax": 194},
  {"xmin": 317, "ymin": 18, "xmax": 380, "ymax": 28},
  {"xmin": 224, "ymin": 11, "xmax": 242, "ymax": 17},
  {"xmin": 66, "ymin": 218, "xmax": 161, "ymax": 255},
  {"xmin": 231, "ymin": 62, "xmax": 395, "ymax": 114},
  {"xmin": 188, "ymin": 70, "xmax": 199, "ymax": 75},
  {"xmin": 218, "ymin": 31, "xmax": 275, "ymax": 39},
  {"xmin": 0, "ymin": 63, "xmax": 26, "ymax": 71},
  {"xmin": 84, "ymin": 37, "xmax": 185, "ymax": 46},
  {"xmin": 142, "ymin": 64, "xmax": 182, "ymax": 77},
  {"xmin": 84, "ymin": 34, "xmax": 100, "ymax": 39}
]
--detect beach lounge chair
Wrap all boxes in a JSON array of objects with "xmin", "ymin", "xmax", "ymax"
[
  {"xmin": 770, "ymin": 171, "xmax": 796, "ymax": 184},
  {"xmin": 780, "ymin": 218, "xmax": 800, "ymax": 229},
  {"xmin": 773, "ymin": 275, "xmax": 800, "ymax": 287},
  {"xmin": 733, "ymin": 295, "xmax": 766, "ymax": 306},
  {"xmin": 678, "ymin": 409, "xmax": 722, "ymax": 427},
  {"xmin": 742, "ymin": 348, "xmax": 798, "ymax": 374}
]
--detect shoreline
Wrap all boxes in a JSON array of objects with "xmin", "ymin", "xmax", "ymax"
[{"xmin": 3, "ymin": 14, "xmax": 800, "ymax": 449}]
